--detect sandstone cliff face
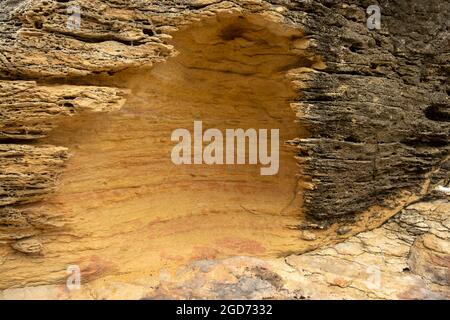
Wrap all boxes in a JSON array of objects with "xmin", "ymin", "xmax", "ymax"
[
  {"xmin": 1, "ymin": 198, "xmax": 448, "ymax": 299},
  {"xmin": 0, "ymin": 0, "xmax": 448, "ymax": 298}
]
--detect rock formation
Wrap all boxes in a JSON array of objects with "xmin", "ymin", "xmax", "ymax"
[{"xmin": 0, "ymin": 0, "xmax": 448, "ymax": 299}]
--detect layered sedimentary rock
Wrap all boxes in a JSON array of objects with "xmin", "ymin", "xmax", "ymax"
[
  {"xmin": 147, "ymin": 198, "xmax": 450, "ymax": 300},
  {"xmin": 0, "ymin": 81, "xmax": 129, "ymax": 139},
  {"xmin": 290, "ymin": 0, "xmax": 449, "ymax": 218},
  {"xmin": 1, "ymin": 198, "xmax": 448, "ymax": 299},
  {"xmin": 0, "ymin": 0, "xmax": 448, "ymax": 297}
]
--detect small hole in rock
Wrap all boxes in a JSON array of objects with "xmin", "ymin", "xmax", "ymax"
[
  {"xmin": 425, "ymin": 104, "xmax": 450, "ymax": 122},
  {"xmin": 344, "ymin": 135, "xmax": 360, "ymax": 143},
  {"xmin": 63, "ymin": 102, "xmax": 74, "ymax": 108},
  {"xmin": 143, "ymin": 28, "xmax": 154, "ymax": 36},
  {"xmin": 34, "ymin": 21, "xmax": 43, "ymax": 29},
  {"xmin": 220, "ymin": 23, "xmax": 247, "ymax": 41}
]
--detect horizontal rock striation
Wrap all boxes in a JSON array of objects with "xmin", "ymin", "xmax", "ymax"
[
  {"xmin": 0, "ymin": 144, "xmax": 68, "ymax": 206},
  {"xmin": 1, "ymin": 199, "xmax": 447, "ymax": 299},
  {"xmin": 0, "ymin": 81, "xmax": 129, "ymax": 139},
  {"xmin": 0, "ymin": 0, "xmax": 448, "ymax": 294},
  {"xmin": 0, "ymin": 0, "xmax": 447, "ymax": 219},
  {"xmin": 0, "ymin": 144, "xmax": 68, "ymax": 248},
  {"xmin": 285, "ymin": 0, "xmax": 450, "ymax": 218},
  {"xmin": 146, "ymin": 200, "xmax": 450, "ymax": 300}
]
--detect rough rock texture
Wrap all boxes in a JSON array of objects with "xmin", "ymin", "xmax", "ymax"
[
  {"xmin": 288, "ymin": 0, "xmax": 450, "ymax": 218},
  {"xmin": 0, "ymin": 144, "xmax": 69, "ymax": 256},
  {"xmin": 0, "ymin": 82, "xmax": 127, "ymax": 250},
  {"xmin": 1, "ymin": 0, "xmax": 447, "ymax": 220},
  {"xmin": 0, "ymin": 144, "xmax": 68, "ymax": 206},
  {"xmin": 1, "ymin": 198, "xmax": 448, "ymax": 299},
  {"xmin": 0, "ymin": 0, "xmax": 448, "ymax": 297},
  {"xmin": 142, "ymin": 199, "xmax": 450, "ymax": 300},
  {"xmin": 1, "ymin": 0, "xmax": 448, "ymax": 217},
  {"xmin": 0, "ymin": 0, "xmax": 174, "ymax": 78},
  {"xmin": 0, "ymin": 81, "xmax": 129, "ymax": 139}
]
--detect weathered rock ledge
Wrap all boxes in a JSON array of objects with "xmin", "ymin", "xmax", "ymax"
[
  {"xmin": 1, "ymin": 197, "xmax": 448, "ymax": 299},
  {"xmin": 0, "ymin": 0, "xmax": 448, "ymax": 297}
]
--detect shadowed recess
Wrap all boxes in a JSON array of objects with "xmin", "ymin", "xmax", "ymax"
[{"xmin": 0, "ymin": 13, "xmax": 319, "ymax": 288}]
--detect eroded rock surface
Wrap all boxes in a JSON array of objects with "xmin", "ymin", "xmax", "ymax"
[
  {"xmin": 0, "ymin": 0, "xmax": 448, "ymax": 298},
  {"xmin": 1, "ymin": 0, "xmax": 448, "ymax": 219},
  {"xmin": 144, "ymin": 199, "xmax": 450, "ymax": 300},
  {"xmin": 0, "ymin": 81, "xmax": 129, "ymax": 139},
  {"xmin": 1, "ymin": 198, "xmax": 448, "ymax": 299}
]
